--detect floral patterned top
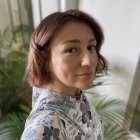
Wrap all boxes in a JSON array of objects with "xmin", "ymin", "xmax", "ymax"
[{"xmin": 21, "ymin": 87, "xmax": 103, "ymax": 140}]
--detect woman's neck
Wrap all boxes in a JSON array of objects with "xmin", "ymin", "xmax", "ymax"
[{"xmin": 45, "ymin": 83, "xmax": 80, "ymax": 97}]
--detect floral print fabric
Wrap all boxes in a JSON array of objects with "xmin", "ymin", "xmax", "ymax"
[{"xmin": 21, "ymin": 87, "xmax": 103, "ymax": 140}]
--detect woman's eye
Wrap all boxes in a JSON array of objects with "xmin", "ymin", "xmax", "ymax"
[
  {"xmin": 88, "ymin": 45, "xmax": 96, "ymax": 52},
  {"xmin": 66, "ymin": 48, "xmax": 77, "ymax": 54}
]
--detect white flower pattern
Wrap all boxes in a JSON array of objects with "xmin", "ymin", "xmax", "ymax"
[{"xmin": 21, "ymin": 87, "xmax": 103, "ymax": 140}]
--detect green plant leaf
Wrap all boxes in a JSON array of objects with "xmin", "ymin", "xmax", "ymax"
[{"xmin": 0, "ymin": 113, "xmax": 28, "ymax": 140}]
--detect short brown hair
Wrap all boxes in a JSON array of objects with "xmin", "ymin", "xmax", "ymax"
[{"xmin": 26, "ymin": 9, "xmax": 108, "ymax": 87}]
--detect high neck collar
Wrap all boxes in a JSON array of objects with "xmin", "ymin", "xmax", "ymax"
[{"xmin": 32, "ymin": 86, "xmax": 83, "ymax": 109}]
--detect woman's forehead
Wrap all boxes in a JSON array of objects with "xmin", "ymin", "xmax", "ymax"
[{"xmin": 50, "ymin": 21, "xmax": 96, "ymax": 44}]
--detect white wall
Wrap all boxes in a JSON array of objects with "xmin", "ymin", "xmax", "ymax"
[
  {"xmin": 31, "ymin": 0, "xmax": 60, "ymax": 28},
  {"xmin": 79, "ymin": 0, "xmax": 140, "ymax": 74},
  {"xmin": 31, "ymin": 0, "xmax": 78, "ymax": 27},
  {"xmin": 0, "ymin": 0, "xmax": 20, "ymax": 29}
]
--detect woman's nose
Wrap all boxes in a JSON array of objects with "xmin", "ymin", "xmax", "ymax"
[{"xmin": 81, "ymin": 52, "xmax": 94, "ymax": 66}]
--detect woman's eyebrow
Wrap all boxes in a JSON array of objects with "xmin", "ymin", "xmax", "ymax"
[
  {"xmin": 89, "ymin": 38, "xmax": 96, "ymax": 43},
  {"xmin": 62, "ymin": 39, "xmax": 81, "ymax": 45},
  {"xmin": 62, "ymin": 38, "xmax": 96, "ymax": 45}
]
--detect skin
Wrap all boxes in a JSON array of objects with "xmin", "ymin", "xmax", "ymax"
[{"xmin": 46, "ymin": 21, "xmax": 98, "ymax": 97}]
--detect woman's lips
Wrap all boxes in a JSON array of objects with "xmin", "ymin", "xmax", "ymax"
[{"xmin": 76, "ymin": 73, "xmax": 93, "ymax": 78}]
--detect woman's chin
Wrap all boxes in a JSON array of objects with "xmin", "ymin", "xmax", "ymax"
[{"xmin": 78, "ymin": 82, "xmax": 93, "ymax": 90}]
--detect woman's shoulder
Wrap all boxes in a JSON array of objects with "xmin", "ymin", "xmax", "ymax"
[{"xmin": 21, "ymin": 111, "xmax": 66, "ymax": 140}]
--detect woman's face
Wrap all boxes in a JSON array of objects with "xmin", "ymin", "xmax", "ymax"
[{"xmin": 48, "ymin": 21, "xmax": 98, "ymax": 95}]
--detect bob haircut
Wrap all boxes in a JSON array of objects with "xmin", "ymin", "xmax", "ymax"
[{"xmin": 26, "ymin": 9, "xmax": 108, "ymax": 87}]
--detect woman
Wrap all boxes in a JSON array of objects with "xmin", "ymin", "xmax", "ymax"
[{"xmin": 21, "ymin": 9, "xmax": 107, "ymax": 140}]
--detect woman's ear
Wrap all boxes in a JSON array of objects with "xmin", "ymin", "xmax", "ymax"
[{"xmin": 96, "ymin": 59, "xmax": 103, "ymax": 73}]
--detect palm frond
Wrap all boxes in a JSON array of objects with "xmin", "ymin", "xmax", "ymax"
[
  {"xmin": 104, "ymin": 124, "xmax": 132, "ymax": 140},
  {"xmin": 0, "ymin": 113, "xmax": 28, "ymax": 140},
  {"xmin": 85, "ymin": 71, "xmax": 133, "ymax": 140}
]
